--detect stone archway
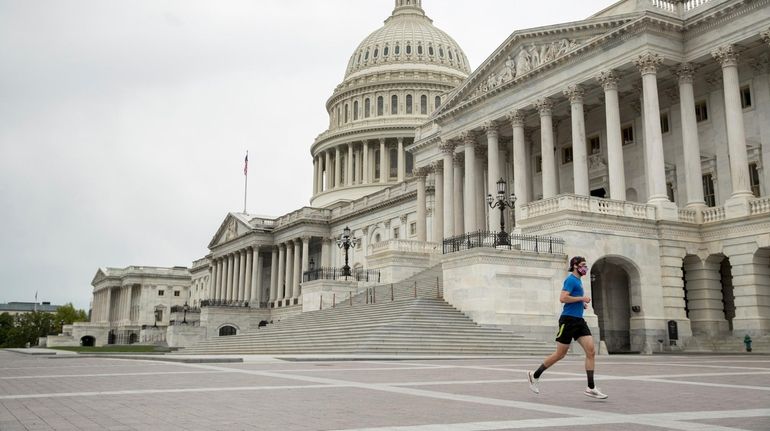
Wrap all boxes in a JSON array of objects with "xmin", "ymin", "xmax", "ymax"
[
  {"xmin": 80, "ymin": 336, "xmax": 95, "ymax": 347},
  {"xmin": 682, "ymin": 254, "xmax": 732, "ymax": 336},
  {"xmin": 590, "ymin": 256, "xmax": 640, "ymax": 353}
]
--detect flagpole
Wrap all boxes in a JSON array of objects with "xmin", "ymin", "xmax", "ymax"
[{"xmin": 243, "ymin": 151, "xmax": 248, "ymax": 213}]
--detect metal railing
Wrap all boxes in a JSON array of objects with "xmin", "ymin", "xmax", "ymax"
[
  {"xmin": 442, "ymin": 231, "xmax": 564, "ymax": 255},
  {"xmin": 303, "ymin": 267, "xmax": 381, "ymax": 283},
  {"xmin": 200, "ymin": 299, "xmax": 252, "ymax": 308},
  {"xmin": 318, "ymin": 275, "xmax": 443, "ymax": 310},
  {"xmin": 170, "ymin": 305, "xmax": 201, "ymax": 313}
]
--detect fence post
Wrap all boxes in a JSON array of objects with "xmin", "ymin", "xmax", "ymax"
[
  {"xmin": 549, "ymin": 237, "xmax": 553, "ymax": 253},
  {"xmin": 320, "ymin": 294, "xmax": 323, "ymax": 310},
  {"xmin": 349, "ymin": 292, "xmax": 352, "ymax": 306},
  {"xmin": 391, "ymin": 284, "xmax": 394, "ymax": 301},
  {"xmin": 372, "ymin": 287, "xmax": 376, "ymax": 304},
  {"xmin": 366, "ymin": 289, "xmax": 369, "ymax": 304}
]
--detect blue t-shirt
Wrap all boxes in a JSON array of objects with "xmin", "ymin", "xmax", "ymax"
[{"xmin": 561, "ymin": 273, "xmax": 584, "ymax": 318}]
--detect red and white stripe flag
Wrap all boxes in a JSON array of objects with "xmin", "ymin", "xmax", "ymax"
[{"xmin": 243, "ymin": 152, "xmax": 249, "ymax": 176}]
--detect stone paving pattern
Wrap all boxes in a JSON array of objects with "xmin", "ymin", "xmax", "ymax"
[{"xmin": 0, "ymin": 350, "xmax": 768, "ymax": 430}]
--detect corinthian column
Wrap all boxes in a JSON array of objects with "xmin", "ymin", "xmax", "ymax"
[
  {"xmin": 276, "ymin": 244, "xmax": 286, "ymax": 301},
  {"xmin": 285, "ymin": 241, "xmax": 294, "ymax": 301},
  {"xmin": 292, "ymin": 240, "xmax": 302, "ymax": 300},
  {"xmin": 379, "ymin": 138, "xmax": 387, "ymax": 183},
  {"xmin": 475, "ymin": 145, "xmax": 486, "ymax": 230},
  {"xmin": 712, "ymin": 44, "xmax": 753, "ymax": 203},
  {"xmin": 484, "ymin": 122, "xmax": 501, "ymax": 231},
  {"xmin": 440, "ymin": 141, "xmax": 456, "ymax": 237},
  {"xmin": 334, "ymin": 147, "xmax": 341, "ymax": 188},
  {"xmin": 598, "ymin": 70, "xmax": 626, "ymax": 200},
  {"xmin": 397, "ymin": 137, "xmax": 405, "ymax": 182},
  {"xmin": 269, "ymin": 247, "xmax": 278, "ymax": 302},
  {"xmin": 237, "ymin": 251, "xmax": 246, "ymax": 301},
  {"xmin": 362, "ymin": 141, "xmax": 369, "ymax": 184},
  {"xmin": 508, "ymin": 110, "xmax": 528, "ymax": 207},
  {"xmin": 536, "ymin": 98, "xmax": 557, "ymax": 198},
  {"xmin": 325, "ymin": 151, "xmax": 332, "ymax": 190},
  {"xmin": 675, "ymin": 63, "xmax": 706, "ymax": 209},
  {"xmin": 453, "ymin": 154, "xmax": 464, "ymax": 235},
  {"xmin": 414, "ymin": 167, "xmax": 428, "ymax": 241},
  {"xmin": 462, "ymin": 133, "xmax": 477, "ymax": 232},
  {"xmin": 299, "ymin": 236, "xmax": 310, "ymax": 298},
  {"xmin": 564, "ymin": 85, "xmax": 589, "ymax": 196},
  {"xmin": 312, "ymin": 157, "xmax": 318, "ymax": 195},
  {"xmin": 432, "ymin": 163, "xmax": 443, "ymax": 242},
  {"xmin": 347, "ymin": 143, "xmax": 354, "ymax": 186},
  {"xmin": 244, "ymin": 248, "xmax": 253, "ymax": 302}
]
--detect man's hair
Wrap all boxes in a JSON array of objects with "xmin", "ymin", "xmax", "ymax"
[{"xmin": 569, "ymin": 256, "xmax": 586, "ymax": 271}]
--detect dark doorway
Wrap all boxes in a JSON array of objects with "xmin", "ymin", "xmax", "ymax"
[
  {"xmin": 590, "ymin": 188, "xmax": 607, "ymax": 198},
  {"xmin": 219, "ymin": 325, "xmax": 237, "ymax": 336},
  {"xmin": 80, "ymin": 336, "xmax": 95, "ymax": 347},
  {"xmin": 128, "ymin": 333, "xmax": 138, "ymax": 344},
  {"xmin": 107, "ymin": 330, "xmax": 116, "ymax": 345}
]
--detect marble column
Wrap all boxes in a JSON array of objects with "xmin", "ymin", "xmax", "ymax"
[
  {"xmin": 285, "ymin": 241, "xmax": 294, "ymax": 301},
  {"xmin": 216, "ymin": 259, "xmax": 224, "ymax": 301},
  {"xmin": 415, "ymin": 167, "xmax": 428, "ymax": 241},
  {"xmin": 440, "ymin": 141, "xmax": 456, "ymax": 238},
  {"xmin": 684, "ymin": 258, "xmax": 729, "ymax": 335},
  {"xmin": 453, "ymin": 154, "xmax": 465, "ymax": 235},
  {"xmin": 225, "ymin": 254, "xmax": 233, "ymax": 302},
  {"xmin": 712, "ymin": 44, "xmax": 753, "ymax": 201},
  {"xmin": 299, "ymin": 236, "xmax": 310, "ymax": 298},
  {"xmin": 675, "ymin": 63, "xmax": 707, "ymax": 209},
  {"xmin": 334, "ymin": 147, "xmax": 341, "ymax": 188},
  {"xmin": 292, "ymin": 240, "xmax": 302, "ymax": 300},
  {"xmin": 321, "ymin": 237, "xmax": 330, "ymax": 267},
  {"xmin": 209, "ymin": 262, "xmax": 217, "ymax": 301},
  {"xmin": 565, "ymin": 85, "xmax": 590, "ymax": 196},
  {"xmin": 237, "ymin": 251, "xmax": 246, "ymax": 301},
  {"xmin": 379, "ymin": 138, "xmax": 387, "ymax": 183},
  {"xmin": 254, "ymin": 252, "xmax": 264, "ymax": 306},
  {"xmin": 397, "ymin": 137, "xmax": 405, "ymax": 182},
  {"xmin": 484, "ymin": 122, "xmax": 500, "ymax": 231},
  {"xmin": 276, "ymin": 244, "xmax": 286, "ymax": 301},
  {"xmin": 475, "ymin": 145, "xmax": 486, "ymax": 230},
  {"xmin": 325, "ymin": 151, "xmax": 332, "ymax": 190},
  {"xmin": 313, "ymin": 157, "xmax": 318, "ymax": 195},
  {"xmin": 244, "ymin": 248, "xmax": 253, "ymax": 302},
  {"xmin": 347, "ymin": 143, "xmax": 354, "ymax": 186},
  {"xmin": 462, "ymin": 133, "xmax": 477, "ymax": 232},
  {"xmin": 635, "ymin": 52, "xmax": 670, "ymax": 205},
  {"xmin": 318, "ymin": 156, "xmax": 324, "ymax": 193},
  {"xmin": 362, "ymin": 142, "xmax": 369, "ymax": 184},
  {"xmin": 536, "ymin": 98, "xmax": 557, "ymax": 199},
  {"xmin": 433, "ymin": 163, "xmax": 444, "ymax": 242},
  {"xmin": 509, "ymin": 110, "xmax": 528, "ymax": 211},
  {"xmin": 598, "ymin": 70, "xmax": 626, "ymax": 200},
  {"xmin": 249, "ymin": 248, "xmax": 258, "ymax": 304},
  {"xmin": 269, "ymin": 247, "xmax": 278, "ymax": 302}
]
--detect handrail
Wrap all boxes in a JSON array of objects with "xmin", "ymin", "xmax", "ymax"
[{"xmin": 442, "ymin": 231, "xmax": 564, "ymax": 255}]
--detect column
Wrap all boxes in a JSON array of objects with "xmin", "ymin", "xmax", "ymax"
[
  {"xmin": 217, "ymin": 258, "xmax": 224, "ymax": 301},
  {"xmin": 536, "ymin": 98, "xmax": 557, "ymax": 199},
  {"xmin": 292, "ymin": 240, "xmax": 302, "ymax": 300},
  {"xmin": 453, "ymin": 153, "xmax": 465, "ymax": 235},
  {"xmin": 683, "ymin": 258, "xmax": 729, "ymax": 335},
  {"xmin": 362, "ymin": 142, "xmax": 369, "ymax": 184},
  {"xmin": 379, "ymin": 138, "xmax": 387, "ymax": 183},
  {"xmin": 712, "ymin": 44, "xmax": 753, "ymax": 200},
  {"xmin": 565, "ymin": 85, "xmax": 590, "ymax": 196},
  {"xmin": 415, "ymin": 167, "xmax": 428, "ymax": 241},
  {"xmin": 598, "ymin": 70, "xmax": 626, "ymax": 200},
  {"xmin": 244, "ymin": 248, "xmax": 253, "ymax": 302},
  {"xmin": 285, "ymin": 241, "xmax": 294, "ymax": 301},
  {"xmin": 475, "ymin": 144, "xmax": 486, "ymax": 230},
  {"xmin": 225, "ymin": 254, "xmax": 233, "ymax": 302},
  {"xmin": 484, "ymin": 122, "xmax": 500, "ymax": 231},
  {"xmin": 299, "ymin": 236, "xmax": 310, "ymax": 298},
  {"xmin": 676, "ymin": 63, "xmax": 706, "ymax": 208},
  {"xmin": 334, "ymin": 147, "xmax": 341, "ymax": 188},
  {"xmin": 104, "ymin": 288, "xmax": 112, "ymax": 323},
  {"xmin": 509, "ymin": 110, "xmax": 528, "ymax": 210},
  {"xmin": 254, "ymin": 252, "xmax": 264, "ymax": 307},
  {"xmin": 462, "ymin": 133, "xmax": 477, "ymax": 232},
  {"xmin": 397, "ymin": 137, "xmax": 405, "ymax": 182},
  {"xmin": 432, "ymin": 163, "xmax": 444, "ymax": 242},
  {"xmin": 321, "ymin": 237, "xmax": 330, "ymax": 267},
  {"xmin": 313, "ymin": 157, "xmax": 318, "ymax": 195},
  {"xmin": 276, "ymin": 244, "xmax": 286, "ymax": 301},
  {"xmin": 324, "ymin": 151, "xmax": 331, "ymax": 190},
  {"xmin": 269, "ymin": 247, "xmax": 278, "ymax": 302},
  {"xmin": 249, "ymin": 248, "xmax": 258, "ymax": 304},
  {"xmin": 238, "ymin": 251, "xmax": 246, "ymax": 301},
  {"xmin": 440, "ymin": 141, "xmax": 455, "ymax": 238},
  {"xmin": 347, "ymin": 143, "xmax": 354, "ymax": 186},
  {"xmin": 635, "ymin": 52, "xmax": 670, "ymax": 204},
  {"xmin": 209, "ymin": 262, "xmax": 217, "ymax": 301}
]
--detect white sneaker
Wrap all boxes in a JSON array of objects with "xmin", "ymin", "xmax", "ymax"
[
  {"xmin": 527, "ymin": 371, "xmax": 540, "ymax": 394},
  {"xmin": 584, "ymin": 387, "xmax": 608, "ymax": 399}
]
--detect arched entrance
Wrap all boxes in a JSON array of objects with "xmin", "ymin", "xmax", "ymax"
[
  {"xmin": 219, "ymin": 325, "xmax": 237, "ymax": 336},
  {"xmin": 590, "ymin": 256, "xmax": 638, "ymax": 353},
  {"xmin": 682, "ymin": 254, "xmax": 733, "ymax": 336},
  {"xmin": 107, "ymin": 330, "xmax": 116, "ymax": 345},
  {"xmin": 128, "ymin": 333, "xmax": 138, "ymax": 344},
  {"xmin": 80, "ymin": 336, "xmax": 95, "ymax": 347}
]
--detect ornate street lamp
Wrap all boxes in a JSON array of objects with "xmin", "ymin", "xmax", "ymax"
[
  {"xmin": 486, "ymin": 177, "xmax": 517, "ymax": 246},
  {"xmin": 309, "ymin": 257, "xmax": 315, "ymax": 271},
  {"xmin": 336, "ymin": 226, "xmax": 358, "ymax": 277},
  {"xmin": 182, "ymin": 301, "xmax": 189, "ymax": 324}
]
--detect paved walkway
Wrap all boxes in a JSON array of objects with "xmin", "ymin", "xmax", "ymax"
[{"xmin": 0, "ymin": 350, "xmax": 767, "ymax": 430}]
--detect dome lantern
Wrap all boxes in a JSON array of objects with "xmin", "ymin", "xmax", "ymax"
[{"xmin": 392, "ymin": 0, "xmax": 425, "ymax": 17}]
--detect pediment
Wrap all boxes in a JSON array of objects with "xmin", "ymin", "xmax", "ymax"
[
  {"xmin": 434, "ymin": 14, "xmax": 641, "ymax": 117},
  {"xmin": 91, "ymin": 268, "xmax": 109, "ymax": 286},
  {"xmin": 208, "ymin": 213, "xmax": 253, "ymax": 248}
]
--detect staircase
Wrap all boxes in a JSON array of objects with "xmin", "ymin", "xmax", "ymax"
[
  {"xmin": 684, "ymin": 334, "xmax": 770, "ymax": 353},
  {"xmin": 180, "ymin": 297, "xmax": 553, "ymax": 356}
]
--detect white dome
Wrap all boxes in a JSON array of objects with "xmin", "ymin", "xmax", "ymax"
[{"xmin": 344, "ymin": 0, "xmax": 471, "ymax": 79}]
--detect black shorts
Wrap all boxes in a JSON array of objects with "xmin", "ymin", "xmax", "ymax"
[{"xmin": 555, "ymin": 315, "xmax": 592, "ymax": 344}]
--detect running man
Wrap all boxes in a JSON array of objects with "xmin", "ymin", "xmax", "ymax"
[{"xmin": 527, "ymin": 256, "xmax": 608, "ymax": 399}]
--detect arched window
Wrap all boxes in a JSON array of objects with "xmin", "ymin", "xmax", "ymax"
[
  {"xmin": 384, "ymin": 46, "xmax": 389, "ymax": 57},
  {"xmin": 219, "ymin": 325, "xmax": 237, "ymax": 336},
  {"xmin": 420, "ymin": 95, "xmax": 428, "ymax": 114},
  {"xmin": 406, "ymin": 95, "xmax": 413, "ymax": 114},
  {"xmin": 389, "ymin": 148, "xmax": 398, "ymax": 178},
  {"xmin": 364, "ymin": 98, "xmax": 371, "ymax": 118},
  {"xmin": 428, "ymin": 46, "xmax": 434, "ymax": 56},
  {"xmin": 395, "ymin": 44, "xmax": 400, "ymax": 55},
  {"xmin": 406, "ymin": 44, "xmax": 412, "ymax": 55},
  {"xmin": 364, "ymin": 49, "xmax": 369, "ymax": 60},
  {"xmin": 344, "ymin": 104, "xmax": 349, "ymax": 123},
  {"xmin": 435, "ymin": 96, "xmax": 441, "ymax": 109},
  {"xmin": 448, "ymin": 49, "xmax": 453, "ymax": 60},
  {"xmin": 373, "ymin": 47, "xmax": 379, "ymax": 58},
  {"xmin": 357, "ymin": 53, "xmax": 361, "ymax": 64},
  {"xmin": 391, "ymin": 95, "xmax": 398, "ymax": 115},
  {"xmin": 377, "ymin": 96, "xmax": 384, "ymax": 116},
  {"xmin": 337, "ymin": 107, "xmax": 341, "ymax": 126},
  {"xmin": 417, "ymin": 44, "xmax": 423, "ymax": 55},
  {"xmin": 439, "ymin": 47, "xmax": 444, "ymax": 58},
  {"xmin": 353, "ymin": 101, "xmax": 359, "ymax": 120}
]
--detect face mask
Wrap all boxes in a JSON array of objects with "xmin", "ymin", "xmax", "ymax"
[{"xmin": 577, "ymin": 266, "xmax": 588, "ymax": 276}]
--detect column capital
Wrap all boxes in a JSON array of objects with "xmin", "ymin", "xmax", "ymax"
[
  {"xmin": 674, "ymin": 62, "xmax": 696, "ymax": 84},
  {"xmin": 460, "ymin": 131, "xmax": 476, "ymax": 147},
  {"xmin": 397, "ymin": 137, "xmax": 404, "ymax": 144},
  {"xmin": 453, "ymin": 152, "xmax": 464, "ymax": 166},
  {"xmin": 474, "ymin": 144, "xmax": 486, "ymax": 158},
  {"xmin": 762, "ymin": 28, "xmax": 770, "ymax": 46},
  {"xmin": 597, "ymin": 69, "xmax": 620, "ymax": 91},
  {"xmin": 482, "ymin": 121, "xmax": 499, "ymax": 139},
  {"xmin": 301, "ymin": 235, "xmax": 311, "ymax": 242},
  {"xmin": 399, "ymin": 214, "xmax": 408, "ymax": 224},
  {"xmin": 439, "ymin": 140, "xmax": 457, "ymax": 154},
  {"xmin": 563, "ymin": 84, "xmax": 584, "ymax": 104},
  {"xmin": 635, "ymin": 52, "xmax": 663, "ymax": 75},
  {"xmin": 432, "ymin": 161, "xmax": 444, "ymax": 174},
  {"xmin": 711, "ymin": 44, "xmax": 739, "ymax": 68},
  {"xmin": 507, "ymin": 109, "xmax": 525, "ymax": 127},
  {"xmin": 379, "ymin": 137, "xmax": 387, "ymax": 145},
  {"xmin": 412, "ymin": 166, "xmax": 430, "ymax": 178},
  {"xmin": 535, "ymin": 97, "xmax": 553, "ymax": 116}
]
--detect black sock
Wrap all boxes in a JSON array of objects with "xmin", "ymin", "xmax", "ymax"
[
  {"xmin": 587, "ymin": 370, "xmax": 595, "ymax": 389},
  {"xmin": 533, "ymin": 363, "xmax": 547, "ymax": 379}
]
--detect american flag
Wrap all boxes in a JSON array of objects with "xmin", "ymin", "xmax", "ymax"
[{"xmin": 244, "ymin": 152, "xmax": 249, "ymax": 176}]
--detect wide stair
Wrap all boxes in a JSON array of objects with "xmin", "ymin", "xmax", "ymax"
[
  {"xmin": 684, "ymin": 334, "xmax": 770, "ymax": 353},
  {"xmin": 180, "ymin": 297, "xmax": 553, "ymax": 356}
]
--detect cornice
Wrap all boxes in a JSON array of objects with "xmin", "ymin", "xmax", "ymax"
[
  {"xmin": 682, "ymin": 0, "xmax": 762, "ymax": 36},
  {"xmin": 330, "ymin": 189, "xmax": 418, "ymax": 224},
  {"xmin": 314, "ymin": 123, "xmax": 420, "ymax": 151},
  {"xmin": 328, "ymin": 81, "xmax": 458, "ymax": 108}
]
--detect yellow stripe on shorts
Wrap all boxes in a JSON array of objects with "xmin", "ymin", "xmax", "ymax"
[{"xmin": 556, "ymin": 323, "xmax": 565, "ymax": 338}]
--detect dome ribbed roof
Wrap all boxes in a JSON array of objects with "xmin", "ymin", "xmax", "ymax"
[{"xmin": 344, "ymin": 1, "xmax": 471, "ymax": 79}]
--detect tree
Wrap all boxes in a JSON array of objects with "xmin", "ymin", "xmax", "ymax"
[
  {"xmin": 2, "ymin": 311, "xmax": 55, "ymax": 348},
  {"xmin": 53, "ymin": 303, "xmax": 88, "ymax": 334},
  {"xmin": 0, "ymin": 312, "xmax": 13, "ymax": 347}
]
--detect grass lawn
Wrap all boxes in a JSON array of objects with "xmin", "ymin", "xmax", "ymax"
[{"xmin": 48, "ymin": 345, "xmax": 167, "ymax": 353}]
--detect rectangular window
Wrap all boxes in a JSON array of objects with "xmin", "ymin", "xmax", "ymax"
[
  {"xmin": 158, "ymin": 290, "xmax": 164, "ymax": 296},
  {"xmin": 562, "ymin": 146, "xmax": 573, "ymax": 164},
  {"xmin": 741, "ymin": 85, "xmax": 752, "ymax": 109},
  {"xmin": 749, "ymin": 163, "xmax": 760, "ymax": 197},
  {"xmin": 622, "ymin": 125, "xmax": 634, "ymax": 146},
  {"xmin": 666, "ymin": 182, "xmax": 675, "ymax": 203},
  {"xmin": 174, "ymin": 291, "xmax": 180, "ymax": 297},
  {"xmin": 589, "ymin": 136, "xmax": 601, "ymax": 155},
  {"xmin": 535, "ymin": 156, "xmax": 542, "ymax": 173},
  {"xmin": 695, "ymin": 101, "xmax": 708, "ymax": 122},
  {"xmin": 660, "ymin": 113, "xmax": 670, "ymax": 134},
  {"xmin": 409, "ymin": 222, "xmax": 417, "ymax": 236},
  {"xmin": 393, "ymin": 227, "xmax": 399, "ymax": 239},
  {"xmin": 702, "ymin": 174, "xmax": 715, "ymax": 207}
]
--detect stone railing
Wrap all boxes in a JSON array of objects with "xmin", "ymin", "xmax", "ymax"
[
  {"xmin": 750, "ymin": 196, "xmax": 770, "ymax": 215},
  {"xmin": 677, "ymin": 208, "xmax": 698, "ymax": 224},
  {"xmin": 368, "ymin": 239, "xmax": 441, "ymax": 255},
  {"xmin": 649, "ymin": 0, "xmax": 712, "ymax": 14},
  {"xmin": 251, "ymin": 217, "xmax": 277, "ymax": 228},
  {"xmin": 521, "ymin": 194, "xmax": 656, "ymax": 220},
  {"xmin": 331, "ymin": 179, "xmax": 418, "ymax": 219},
  {"xmin": 275, "ymin": 207, "xmax": 331, "ymax": 228},
  {"xmin": 702, "ymin": 206, "xmax": 725, "ymax": 223}
]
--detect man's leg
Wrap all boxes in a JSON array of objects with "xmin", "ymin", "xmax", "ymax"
[
  {"xmin": 577, "ymin": 335, "xmax": 607, "ymax": 399},
  {"xmin": 528, "ymin": 342, "xmax": 570, "ymax": 394}
]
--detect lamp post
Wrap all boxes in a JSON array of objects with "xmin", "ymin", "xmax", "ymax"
[
  {"xmin": 486, "ymin": 177, "xmax": 517, "ymax": 246},
  {"xmin": 182, "ymin": 301, "xmax": 189, "ymax": 324},
  {"xmin": 336, "ymin": 226, "xmax": 358, "ymax": 277}
]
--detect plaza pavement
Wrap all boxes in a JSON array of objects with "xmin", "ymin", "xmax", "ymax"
[{"xmin": 0, "ymin": 349, "xmax": 768, "ymax": 431}]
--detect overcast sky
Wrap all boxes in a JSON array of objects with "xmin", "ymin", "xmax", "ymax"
[{"xmin": 0, "ymin": 0, "xmax": 618, "ymax": 311}]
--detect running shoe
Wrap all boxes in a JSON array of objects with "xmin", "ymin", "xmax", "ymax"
[
  {"xmin": 584, "ymin": 387, "xmax": 608, "ymax": 399},
  {"xmin": 527, "ymin": 371, "xmax": 540, "ymax": 394}
]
